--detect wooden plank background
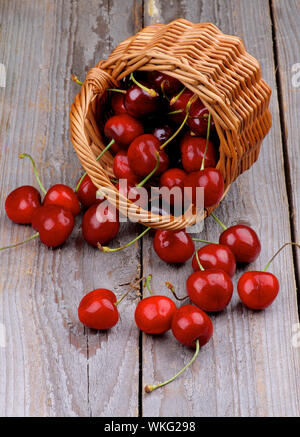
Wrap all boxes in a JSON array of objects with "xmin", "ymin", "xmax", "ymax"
[{"xmin": 0, "ymin": 0, "xmax": 299, "ymax": 417}]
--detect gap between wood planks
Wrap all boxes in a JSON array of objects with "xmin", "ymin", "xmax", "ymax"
[{"xmin": 269, "ymin": 0, "xmax": 300, "ymax": 316}]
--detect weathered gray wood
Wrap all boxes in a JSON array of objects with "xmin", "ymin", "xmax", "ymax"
[
  {"xmin": 271, "ymin": 0, "xmax": 300, "ymax": 283},
  {"xmin": 0, "ymin": 0, "xmax": 142, "ymax": 417},
  {"xmin": 142, "ymin": 0, "xmax": 300, "ymax": 417}
]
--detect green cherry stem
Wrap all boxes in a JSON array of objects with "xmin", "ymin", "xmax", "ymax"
[
  {"xmin": 165, "ymin": 281, "xmax": 188, "ymax": 301},
  {"xmin": 195, "ymin": 250, "xmax": 205, "ymax": 271},
  {"xmin": 75, "ymin": 139, "xmax": 115, "ymax": 192},
  {"xmin": 19, "ymin": 153, "xmax": 47, "ymax": 195},
  {"xmin": 136, "ymin": 152, "xmax": 160, "ymax": 188},
  {"xmin": 210, "ymin": 213, "xmax": 227, "ymax": 231},
  {"xmin": 167, "ymin": 109, "xmax": 183, "ymax": 115},
  {"xmin": 200, "ymin": 112, "xmax": 212, "ymax": 171},
  {"xmin": 99, "ymin": 226, "xmax": 151, "ymax": 253},
  {"xmin": 0, "ymin": 232, "xmax": 39, "ymax": 252},
  {"xmin": 169, "ymin": 87, "xmax": 186, "ymax": 105},
  {"xmin": 263, "ymin": 242, "xmax": 300, "ymax": 272},
  {"xmin": 192, "ymin": 238, "xmax": 217, "ymax": 245},
  {"xmin": 144, "ymin": 274, "xmax": 153, "ymax": 296},
  {"xmin": 71, "ymin": 74, "xmax": 83, "ymax": 85},
  {"xmin": 107, "ymin": 88, "xmax": 126, "ymax": 94},
  {"xmin": 160, "ymin": 95, "xmax": 197, "ymax": 150},
  {"xmin": 145, "ymin": 339, "xmax": 200, "ymax": 393},
  {"xmin": 130, "ymin": 72, "xmax": 158, "ymax": 97}
]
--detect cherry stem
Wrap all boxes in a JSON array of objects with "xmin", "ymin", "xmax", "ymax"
[
  {"xmin": 195, "ymin": 250, "xmax": 205, "ymax": 271},
  {"xmin": 99, "ymin": 226, "xmax": 151, "ymax": 253},
  {"xmin": 19, "ymin": 153, "xmax": 47, "ymax": 195},
  {"xmin": 165, "ymin": 282, "xmax": 188, "ymax": 301},
  {"xmin": 71, "ymin": 74, "xmax": 83, "ymax": 85},
  {"xmin": 170, "ymin": 87, "xmax": 186, "ymax": 105},
  {"xmin": 211, "ymin": 213, "xmax": 227, "ymax": 231},
  {"xmin": 160, "ymin": 95, "xmax": 197, "ymax": 150},
  {"xmin": 192, "ymin": 238, "xmax": 217, "ymax": 245},
  {"xmin": 136, "ymin": 152, "xmax": 160, "ymax": 187},
  {"xmin": 167, "ymin": 109, "xmax": 183, "ymax": 115},
  {"xmin": 263, "ymin": 242, "xmax": 300, "ymax": 272},
  {"xmin": 75, "ymin": 139, "xmax": 115, "ymax": 192},
  {"xmin": 130, "ymin": 72, "xmax": 158, "ymax": 97},
  {"xmin": 200, "ymin": 113, "xmax": 212, "ymax": 171},
  {"xmin": 144, "ymin": 274, "xmax": 153, "ymax": 296},
  {"xmin": 107, "ymin": 88, "xmax": 126, "ymax": 94},
  {"xmin": 115, "ymin": 288, "xmax": 132, "ymax": 306},
  {"xmin": 0, "ymin": 232, "xmax": 39, "ymax": 251},
  {"xmin": 145, "ymin": 339, "xmax": 200, "ymax": 393}
]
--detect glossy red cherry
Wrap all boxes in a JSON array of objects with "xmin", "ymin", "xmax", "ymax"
[
  {"xmin": 124, "ymin": 79, "xmax": 160, "ymax": 118},
  {"xmin": 169, "ymin": 88, "xmax": 196, "ymax": 123},
  {"xmin": 160, "ymin": 168, "xmax": 186, "ymax": 206},
  {"xmin": 153, "ymin": 229, "xmax": 195, "ymax": 264},
  {"xmin": 150, "ymin": 123, "xmax": 173, "ymax": 143},
  {"xmin": 78, "ymin": 289, "xmax": 119, "ymax": 330},
  {"xmin": 146, "ymin": 71, "xmax": 182, "ymax": 95},
  {"xmin": 104, "ymin": 114, "xmax": 144, "ymax": 149},
  {"xmin": 76, "ymin": 174, "xmax": 99, "ymax": 208},
  {"xmin": 127, "ymin": 134, "xmax": 169, "ymax": 177},
  {"xmin": 180, "ymin": 133, "xmax": 217, "ymax": 173},
  {"xmin": 187, "ymin": 100, "xmax": 214, "ymax": 136},
  {"xmin": 113, "ymin": 151, "xmax": 141, "ymax": 185},
  {"xmin": 5, "ymin": 186, "xmax": 41, "ymax": 224},
  {"xmin": 237, "ymin": 271, "xmax": 279, "ymax": 310},
  {"xmin": 135, "ymin": 295, "xmax": 177, "ymax": 334},
  {"xmin": 219, "ymin": 225, "xmax": 261, "ymax": 263},
  {"xmin": 31, "ymin": 205, "xmax": 74, "ymax": 247},
  {"xmin": 43, "ymin": 184, "xmax": 81, "ymax": 217},
  {"xmin": 184, "ymin": 168, "xmax": 224, "ymax": 208},
  {"xmin": 192, "ymin": 244, "xmax": 236, "ymax": 277},
  {"xmin": 111, "ymin": 92, "xmax": 127, "ymax": 115},
  {"xmin": 82, "ymin": 203, "xmax": 120, "ymax": 247},
  {"xmin": 187, "ymin": 270, "xmax": 233, "ymax": 312},
  {"xmin": 171, "ymin": 304, "xmax": 213, "ymax": 348}
]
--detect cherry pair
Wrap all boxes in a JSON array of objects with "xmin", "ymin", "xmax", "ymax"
[{"xmin": 4, "ymin": 154, "xmax": 80, "ymax": 249}]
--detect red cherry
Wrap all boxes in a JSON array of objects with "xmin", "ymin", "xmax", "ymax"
[
  {"xmin": 169, "ymin": 89, "xmax": 196, "ymax": 123},
  {"xmin": 192, "ymin": 244, "xmax": 236, "ymax": 277},
  {"xmin": 135, "ymin": 296, "xmax": 177, "ymax": 334},
  {"xmin": 78, "ymin": 289, "xmax": 119, "ymax": 330},
  {"xmin": 187, "ymin": 269, "xmax": 233, "ymax": 312},
  {"xmin": 219, "ymin": 225, "xmax": 261, "ymax": 263},
  {"xmin": 180, "ymin": 133, "xmax": 217, "ymax": 173},
  {"xmin": 146, "ymin": 71, "xmax": 182, "ymax": 95},
  {"xmin": 150, "ymin": 123, "xmax": 173, "ymax": 143},
  {"xmin": 82, "ymin": 203, "xmax": 120, "ymax": 247},
  {"xmin": 127, "ymin": 134, "xmax": 169, "ymax": 177},
  {"xmin": 5, "ymin": 186, "xmax": 41, "ymax": 224},
  {"xmin": 31, "ymin": 205, "xmax": 74, "ymax": 247},
  {"xmin": 153, "ymin": 229, "xmax": 195, "ymax": 264},
  {"xmin": 104, "ymin": 114, "xmax": 144, "ymax": 149},
  {"xmin": 237, "ymin": 271, "xmax": 279, "ymax": 310},
  {"xmin": 113, "ymin": 151, "xmax": 141, "ymax": 185},
  {"xmin": 124, "ymin": 83, "xmax": 159, "ymax": 118},
  {"xmin": 76, "ymin": 174, "xmax": 99, "ymax": 208},
  {"xmin": 184, "ymin": 168, "xmax": 224, "ymax": 208},
  {"xmin": 160, "ymin": 168, "xmax": 186, "ymax": 206},
  {"xmin": 111, "ymin": 92, "xmax": 127, "ymax": 115},
  {"xmin": 187, "ymin": 100, "xmax": 214, "ymax": 136},
  {"xmin": 171, "ymin": 304, "xmax": 213, "ymax": 347},
  {"xmin": 43, "ymin": 184, "xmax": 81, "ymax": 217}
]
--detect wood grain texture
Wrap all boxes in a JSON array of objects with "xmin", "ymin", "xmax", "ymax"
[
  {"xmin": 271, "ymin": 0, "xmax": 300, "ymax": 282},
  {"xmin": 0, "ymin": 0, "xmax": 142, "ymax": 417},
  {"xmin": 142, "ymin": 0, "xmax": 300, "ymax": 417}
]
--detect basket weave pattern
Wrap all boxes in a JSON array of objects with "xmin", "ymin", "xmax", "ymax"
[{"xmin": 70, "ymin": 19, "xmax": 272, "ymax": 230}]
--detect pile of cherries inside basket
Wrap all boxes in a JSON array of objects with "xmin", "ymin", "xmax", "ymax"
[{"xmin": 3, "ymin": 71, "xmax": 296, "ymax": 393}]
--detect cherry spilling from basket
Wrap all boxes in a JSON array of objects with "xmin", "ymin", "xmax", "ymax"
[{"xmin": 2, "ymin": 70, "xmax": 285, "ymax": 395}]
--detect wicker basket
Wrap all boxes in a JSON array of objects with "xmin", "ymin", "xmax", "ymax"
[{"xmin": 70, "ymin": 19, "xmax": 272, "ymax": 230}]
